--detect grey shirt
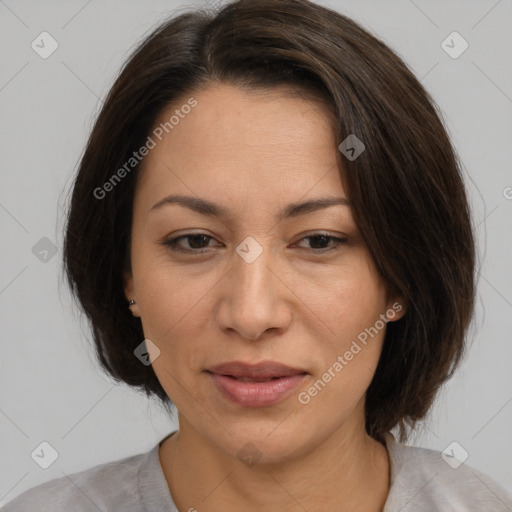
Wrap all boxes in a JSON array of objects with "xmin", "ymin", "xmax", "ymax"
[{"xmin": 3, "ymin": 431, "xmax": 511, "ymax": 511}]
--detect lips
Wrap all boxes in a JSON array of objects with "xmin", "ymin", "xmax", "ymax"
[
  {"xmin": 206, "ymin": 360, "xmax": 308, "ymax": 407},
  {"xmin": 207, "ymin": 360, "xmax": 307, "ymax": 379}
]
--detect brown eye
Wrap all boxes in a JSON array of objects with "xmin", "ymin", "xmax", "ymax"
[
  {"xmin": 162, "ymin": 234, "xmax": 219, "ymax": 253},
  {"xmin": 294, "ymin": 233, "xmax": 348, "ymax": 253},
  {"xmin": 160, "ymin": 232, "xmax": 347, "ymax": 255}
]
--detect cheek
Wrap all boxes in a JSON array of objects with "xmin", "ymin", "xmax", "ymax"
[
  {"xmin": 312, "ymin": 260, "xmax": 388, "ymax": 381},
  {"xmin": 133, "ymin": 248, "xmax": 209, "ymax": 333},
  {"xmin": 131, "ymin": 270, "xmax": 182, "ymax": 359},
  {"xmin": 305, "ymin": 259, "xmax": 388, "ymax": 338},
  {"xmin": 302, "ymin": 282, "xmax": 388, "ymax": 415},
  {"xmin": 136, "ymin": 269, "xmax": 209, "ymax": 401},
  {"xmin": 132, "ymin": 257, "xmax": 222, "ymax": 382}
]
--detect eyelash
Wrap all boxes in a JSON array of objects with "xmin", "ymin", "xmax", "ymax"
[{"xmin": 161, "ymin": 232, "xmax": 348, "ymax": 254}]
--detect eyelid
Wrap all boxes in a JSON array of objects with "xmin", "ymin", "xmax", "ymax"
[
  {"xmin": 159, "ymin": 231, "xmax": 348, "ymax": 254},
  {"xmin": 292, "ymin": 233, "xmax": 348, "ymax": 252}
]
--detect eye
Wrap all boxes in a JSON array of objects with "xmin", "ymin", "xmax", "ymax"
[
  {"xmin": 161, "ymin": 233, "xmax": 218, "ymax": 253},
  {"xmin": 293, "ymin": 233, "xmax": 348, "ymax": 253},
  {"xmin": 160, "ymin": 232, "xmax": 347, "ymax": 254}
]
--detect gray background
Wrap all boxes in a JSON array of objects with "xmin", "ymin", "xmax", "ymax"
[{"xmin": 1, "ymin": 0, "xmax": 511, "ymax": 505}]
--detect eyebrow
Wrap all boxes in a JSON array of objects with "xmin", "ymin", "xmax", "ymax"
[{"xmin": 149, "ymin": 194, "xmax": 349, "ymax": 221}]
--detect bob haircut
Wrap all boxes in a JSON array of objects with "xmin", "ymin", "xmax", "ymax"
[{"xmin": 63, "ymin": 0, "xmax": 475, "ymax": 443}]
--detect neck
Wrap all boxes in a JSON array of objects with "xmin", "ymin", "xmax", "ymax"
[{"xmin": 159, "ymin": 412, "xmax": 390, "ymax": 511}]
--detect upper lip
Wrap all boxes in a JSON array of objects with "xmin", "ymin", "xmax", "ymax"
[{"xmin": 207, "ymin": 361, "xmax": 307, "ymax": 379}]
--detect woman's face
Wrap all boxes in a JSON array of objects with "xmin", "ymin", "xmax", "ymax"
[{"xmin": 124, "ymin": 83, "xmax": 404, "ymax": 463}]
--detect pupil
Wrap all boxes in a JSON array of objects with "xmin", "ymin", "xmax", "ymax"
[
  {"xmin": 189, "ymin": 235, "xmax": 209, "ymax": 249},
  {"xmin": 310, "ymin": 235, "xmax": 329, "ymax": 249}
]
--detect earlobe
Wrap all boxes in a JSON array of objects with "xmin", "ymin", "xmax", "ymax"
[
  {"xmin": 385, "ymin": 298, "xmax": 407, "ymax": 322},
  {"xmin": 123, "ymin": 270, "xmax": 134, "ymax": 301},
  {"xmin": 383, "ymin": 282, "xmax": 407, "ymax": 322},
  {"xmin": 123, "ymin": 270, "xmax": 140, "ymax": 317}
]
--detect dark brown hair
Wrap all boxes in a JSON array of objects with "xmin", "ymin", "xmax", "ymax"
[{"xmin": 62, "ymin": 0, "xmax": 475, "ymax": 443}]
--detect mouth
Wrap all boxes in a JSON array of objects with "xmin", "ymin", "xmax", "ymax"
[
  {"xmin": 207, "ymin": 360, "xmax": 307, "ymax": 379},
  {"xmin": 218, "ymin": 375, "xmax": 287, "ymax": 382},
  {"xmin": 206, "ymin": 360, "xmax": 308, "ymax": 407}
]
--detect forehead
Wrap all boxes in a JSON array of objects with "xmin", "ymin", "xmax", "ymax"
[{"xmin": 135, "ymin": 83, "xmax": 345, "ymax": 213}]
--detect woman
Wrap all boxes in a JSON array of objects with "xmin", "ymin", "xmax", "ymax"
[{"xmin": 4, "ymin": 0, "xmax": 511, "ymax": 510}]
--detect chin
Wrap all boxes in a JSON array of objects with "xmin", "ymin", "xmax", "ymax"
[{"xmin": 216, "ymin": 422, "xmax": 313, "ymax": 467}]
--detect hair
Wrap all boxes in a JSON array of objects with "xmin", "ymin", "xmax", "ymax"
[{"xmin": 62, "ymin": 0, "xmax": 475, "ymax": 443}]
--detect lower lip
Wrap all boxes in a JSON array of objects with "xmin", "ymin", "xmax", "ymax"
[{"xmin": 208, "ymin": 372, "xmax": 307, "ymax": 407}]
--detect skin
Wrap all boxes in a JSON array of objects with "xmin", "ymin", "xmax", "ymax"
[{"xmin": 124, "ymin": 82, "xmax": 406, "ymax": 512}]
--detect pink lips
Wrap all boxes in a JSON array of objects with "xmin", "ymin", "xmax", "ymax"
[{"xmin": 207, "ymin": 361, "xmax": 307, "ymax": 407}]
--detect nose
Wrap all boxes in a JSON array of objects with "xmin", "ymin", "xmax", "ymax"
[{"xmin": 216, "ymin": 239, "xmax": 292, "ymax": 341}]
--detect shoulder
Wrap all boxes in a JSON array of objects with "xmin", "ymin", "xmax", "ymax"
[
  {"xmin": 383, "ymin": 433, "xmax": 512, "ymax": 512},
  {"xmin": 1, "ymin": 451, "xmax": 147, "ymax": 512}
]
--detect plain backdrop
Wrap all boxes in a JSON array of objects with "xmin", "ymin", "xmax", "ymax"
[{"xmin": 1, "ymin": 0, "xmax": 511, "ymax": 505}]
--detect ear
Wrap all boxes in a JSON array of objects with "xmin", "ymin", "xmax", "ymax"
[
  {"xmin": 385, "ymin": 299, "xmax": 407, "ymax": 322},
  {"xmin": 123, "ymin": 269, "xmax": 140, "ymax": 317},
  {"xmin": 123, "ymin": 269, "xmax": 134, "ymax": 299},
  {"xmin": 385, "ymin": 286, "xmax": 407, "ymax": 322}
]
